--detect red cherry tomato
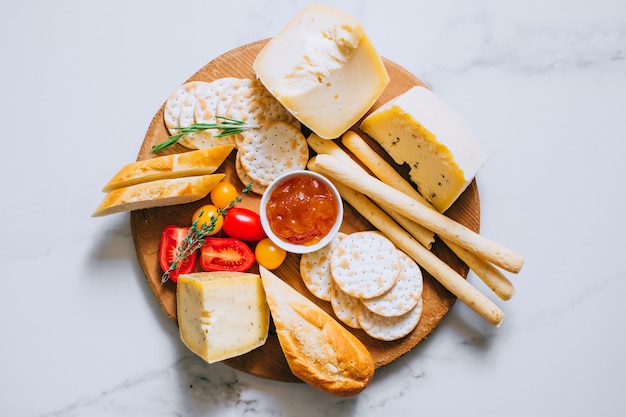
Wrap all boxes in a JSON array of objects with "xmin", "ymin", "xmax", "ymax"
[
  {"xmin": 222, "ymin": 207, "xmax": 267, "ymax": 242},
  {"xmin": 159, "ymin": 225, "xmax": 196, "ymax": 283},
  {"xmin": 199, "ymin": 238, "xmax": 255, "ymax": 272}
]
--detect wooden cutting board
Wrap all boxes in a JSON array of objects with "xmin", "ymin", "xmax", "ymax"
[{"xmin": 130, "ymin": 39, "xmax": 480, "ymax": 382}]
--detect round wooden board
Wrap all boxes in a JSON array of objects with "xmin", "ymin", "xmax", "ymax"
[{"xmin": 130, "ymin": 39, "xmax": 480, "ymax": 382}]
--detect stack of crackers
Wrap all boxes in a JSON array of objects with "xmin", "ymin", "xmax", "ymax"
[
  {"xmin": 300, "ymin": 231, "xmax": 424, "ymax": 341},
  {"xmin": 163, "ymin": 78, "xmax": 309, "ymax": 194}
]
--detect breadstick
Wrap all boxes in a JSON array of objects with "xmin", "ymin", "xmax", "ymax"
[
  {"xmin": 444, "ymin": 241, "xmax": 514, "ymax": 300},
  {"xmin": 307, "ymin": 134, "xmax": 435, "ymax": 249},
  {"xmin": 378, "ymin": 205, "xmax": 436, "ymax": 250},
  {"xmin": 341, "ymin": 131, "xmax": 432, "ymax": 207},
  {"xmin": 373, "ymin": 199, "xmax": 514, "ymax": 299},
  {"xmin": 307, "ymin": 133, "xmax": 360, "ymax": 168},
  {"xmin": 320, "ymin": 178, "xmax": 504, "ymax": 326},
  {"xmin": 309, "ymin": 154, "xmax": 525, "ymax": 274},
  {"xmin": 342, "ymin": 131, "xmax": 515, "ymax": 299}
]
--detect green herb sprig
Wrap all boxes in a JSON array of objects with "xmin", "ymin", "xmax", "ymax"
[
  {"xmin": 151, "ymin": 116, "xmax": 259, "ymax": 154},
  {"xmin": 161, "ymin": 183, "xmax": 253, "ymax": 283}
]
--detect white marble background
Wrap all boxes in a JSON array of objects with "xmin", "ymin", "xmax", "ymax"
[{"xmin": 1, "ymin": 0, "xmax": 625, "ymax": 416}]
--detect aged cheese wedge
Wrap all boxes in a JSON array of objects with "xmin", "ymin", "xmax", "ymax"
[
  {"xmin": 259, "ymin": 266, "xmax": 374, "ymax": 397},
  {"xmin": 102, "ymin": 144, "xmax": 234, "ymax": 192},
  {"xmin": 92, "ymin": 174, "xmax": 224, "ymax": 217},
  {"xmin": 253, "ymin": 4, "xmax": 389, "ymax": 139},
  {"xmin": 360, "ymin": 86, "xmax": 488, "ymax": 212},
  {"xmin": 177, "ymin": 272, "xmax": 270, "ymax": 364}
]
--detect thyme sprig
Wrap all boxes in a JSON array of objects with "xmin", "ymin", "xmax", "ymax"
[
  {"xmin": 150, "ymin": 116, "xmax": 259, "ymax": 154},
  {"xmin": 161, "ymin": 183, "xmax": 253, "ymax": 283}
]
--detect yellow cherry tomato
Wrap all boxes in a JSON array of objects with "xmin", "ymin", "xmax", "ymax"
[
  {"xmin": 255, "ymin": 238, "xmax": 287, "ymax": 270},
  {"xmin": 192, "ymin": 204, "xmax": 223, "ymax": 235},
  {"xmin": 210, "ymin": 181, "xmax": 239, "ymax": 209}
]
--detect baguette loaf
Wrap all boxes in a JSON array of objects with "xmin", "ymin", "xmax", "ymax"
[
  {"xmin": 102, "ymin": 144, "xmax": 234, "ymax": 192},
  {"xmin": 92, "ymin": 173, "xmax": 224, "ymax": 217},
  {"xmin": 259, "ymin": 266, "xmax": 374, "ymax": 396}
]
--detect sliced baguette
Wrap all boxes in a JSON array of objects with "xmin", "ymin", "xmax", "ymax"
[
  {"xmin": 92, "ymin": 173, "xmax": 224, "ymax": 217},
  {"xmin": 259, "ymin": 266, "xmax": 374, "ymax": 397},
  {"xmin": 102, "ymin": 144, "xmax": 234, "ymax": 192}
]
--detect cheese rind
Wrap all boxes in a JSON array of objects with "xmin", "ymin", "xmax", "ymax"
[
  {"xmin": 176, "ymin": 272, "xmax": 269, "ymax": 363},
  {"xmin": 360, "ymin": 86, "xmax": 487, "ymax": 212},
  {"xmin": 253, "ymin": 4, "xmax": 389, "ymax": 139}
]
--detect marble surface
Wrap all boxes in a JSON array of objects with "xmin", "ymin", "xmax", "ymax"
[{"xmin": 1, "ymin": 0, "xmax": 625, "ymax": 415}]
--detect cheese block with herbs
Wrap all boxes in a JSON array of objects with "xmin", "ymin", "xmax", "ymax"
[
  {"xmin": 360, "ymin": 86, "xmax": 488, "ymax": 212},
  {"xmin": 176, "ymin": 272, "xmax": 270, "ymax": 364},
  {"xmin": 253, "ymin": 3, "xmax": 389, "ymax": 139}
]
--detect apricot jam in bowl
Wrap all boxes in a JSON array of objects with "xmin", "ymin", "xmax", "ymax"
[{"xmin": 259, "ymin": 170, "xmax": 343, "ymax": 254}]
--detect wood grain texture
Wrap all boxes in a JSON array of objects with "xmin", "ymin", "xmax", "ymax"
[{"xmin": 130, "ymin": 39, "xmax": 480, "ymax": 382}]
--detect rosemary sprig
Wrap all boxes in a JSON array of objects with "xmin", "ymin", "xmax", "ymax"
[
  {"xmin": 150, "ymin": 116, "xmax": 259, "ymax": 154},
  {"xmin": 162, "ymin": 183, "xmax": 253, "ymax": 283}
]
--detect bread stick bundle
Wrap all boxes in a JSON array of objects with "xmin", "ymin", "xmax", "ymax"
[
  {"xmin": 307, "ymin": 133, "xmax": 516, "ymax": 301},
  {"xmin": 308, "ymin": 157, "xmax": 504, "ymax": 326},
  {"xmin": 307, "ymin": 140, "xmax": 525, "ymax": 325}
]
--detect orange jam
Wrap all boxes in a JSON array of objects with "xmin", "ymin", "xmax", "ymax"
[{"xmin": 266, "ymin": 174, "xmax": 339, "ymax": 246}]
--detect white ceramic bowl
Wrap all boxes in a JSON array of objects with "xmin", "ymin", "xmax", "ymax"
[{"xmin": 259, "ymin": 170, "xmax": 343, "ymax": 254}]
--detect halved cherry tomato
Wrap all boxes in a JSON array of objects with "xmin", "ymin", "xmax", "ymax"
[
  {"xmin": 192, "ymin": 204, "xmax": 223, "ymax": 235},
  {"xmin": 210, "ymin": 181, "xmax": 239, "ymax": 209},
  {"xmin": 255, "ymin": 237, "xmax": 287, "ymax": 270},
  {"xmin": 159, "ymin": 225, "xmax": 196, "ymax": 283},
  {"xmin": 199, "ymin": 237, "xmax": 255, "ymax": 272},
  {"xmin": 222, "ymin": 207, "xmax": 266, "ymax": 241}
]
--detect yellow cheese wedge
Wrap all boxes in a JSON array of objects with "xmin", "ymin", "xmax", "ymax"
[
  {"xmin": 102, "ymin": 144, "xmax": 234, "ymax": 192},
  {"xmin": 176, "ymin": 272, "xmax": 270, "ymax": 364},
  {"xmin": 360, "ymin": 86, "xmax": 488, "ymax": 212},
  {"xmin": 253, "ymin": 4, "xmax": 389, "ymax": 140}
]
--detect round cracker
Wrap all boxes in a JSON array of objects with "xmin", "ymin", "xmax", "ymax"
[
  {"xmin": 214, "ymin": 78, "xmax": 263, "ymax": 118},
  {"xmin": 235, "ymin": 150, "xmax": 266, "ymax": 195},
  {"xmin": 357, "ymin": 297, "xmax": 423, "ymax": 341},
  {"xmin": 238, "ymin": 121, "xmax": 308, "ymax": 187},
  {"xmin": 330, "ymin": 280, "xmax": 361, "ymax": 329},
  {"xmin": 194, "ymin": 77, "xmax": 241, "ymax": 125},
  {"xmin": 178, "ymin": 77, "xmax": 241, "ymax": 149},
  {"xmin": 361, "ymin": 250, "xmax": 423, "ymax": 317},
  {"xmin": 300, "ymin": 232, "xmax": 347, "ymax": 301},
  {"xmin": 163, "ymin": 81, "xmax": 209, "ymax": 135},
  {"xmin": 223, "ymin": 87, "xmax": 274, "ymax": 147},
  {"xmin": 224, "ymin": 87, "xmax": 272, "ymax": 123},
  {"xmin": 178, "ymin": 128, "xmax": 235, "ymax": 150},
  {"xmin": 178, "ymin": 85, "xmax": 203, "ymax": 129},
  {"xmin": 330, "ymin": 231, "xmax": 401, "ymax": 299},
  {"xmin": 225, "ymin": 89, "xmax": 300, "ymax": 129}
]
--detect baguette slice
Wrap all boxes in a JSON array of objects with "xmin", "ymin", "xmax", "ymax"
[
  {"xmin": 102, "ymin": 144, "xmax": 234, "ymax": 192},
  {"xmin": 92, "ymin": 173, "xmax": 224, "ymax": 217},
  {"xmin": 259, "ymin": 266, "xmax": 374, "ymax": 396}
]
